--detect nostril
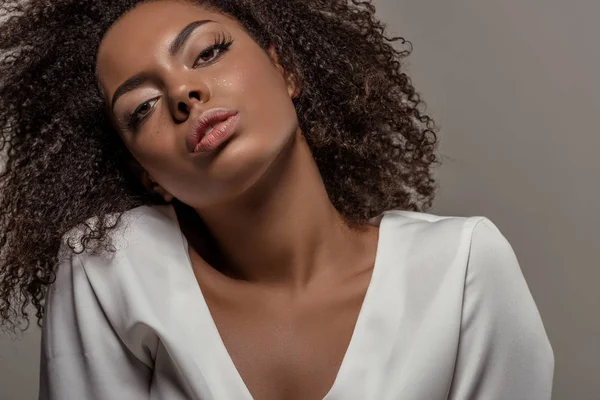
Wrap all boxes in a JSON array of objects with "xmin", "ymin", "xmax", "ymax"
[
  {"xmin": 178, "ymin": 102, "xmax": 189, "ymax": 113},
  {"xmin": 189, "ymin": 91, "xmax": 200, "ymax": 101}
]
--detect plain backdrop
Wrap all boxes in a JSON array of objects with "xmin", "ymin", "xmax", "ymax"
[{"xmin": 1, "ymin": 0, "xmax": 598, "ymax": 399}]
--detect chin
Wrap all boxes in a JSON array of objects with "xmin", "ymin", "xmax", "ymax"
[{"xmin": 191, "ymin": 128, "xmax": 296, "ymax": 207}]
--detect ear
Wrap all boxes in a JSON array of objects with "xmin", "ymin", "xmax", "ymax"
[
  {"xmin": 267, "ymin": 45, "xmax": 300, "ymax": 99},
  {"xmin": 128, "ymin": 158, "xmax": 174, "ymax": 203},
  {"xmin": 150, "ymin": 182, "xmax": 175, "ymax": 203}
]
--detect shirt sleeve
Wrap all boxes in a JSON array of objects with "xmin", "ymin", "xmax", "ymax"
[
  {"xmin": 39, "ymin": 249, "xmax": 152, "ymax": 400},
  {"xmin": 448, "ymin": 218, "xmax": 554, "ymax": 400}
]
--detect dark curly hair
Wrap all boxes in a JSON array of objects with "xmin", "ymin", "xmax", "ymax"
[{"xmin": 0, "ymin": 0, "xmax": 438, "ymax": 330}]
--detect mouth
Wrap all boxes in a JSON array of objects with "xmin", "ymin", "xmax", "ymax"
[{"xmin": 187, "ymin": 108, "xmax": 240, "ymax": 154}]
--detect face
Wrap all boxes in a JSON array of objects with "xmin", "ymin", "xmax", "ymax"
[{"xmin": 96, "ymin": 0, "xmax": 299, "ymax": 208}]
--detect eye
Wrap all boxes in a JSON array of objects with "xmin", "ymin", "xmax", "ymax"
[
  {"xmin": 135, "ymin": 99, "xmax": 157, "ymax": 118},
  {"xmin": 124, "ymin": 97, "xmax": 159, "ymax": 131},
  {"xmin": 192, "ymin": 33, "xmax": 234, "ymax": 68},
  {"xmin": 196, "ymin": 47, "xmax": 220, "ymax": 64}
]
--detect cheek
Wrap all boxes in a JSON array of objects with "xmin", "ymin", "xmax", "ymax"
[
  {"xmin": 221, "ymin": 53, "xmax": 298, "ymax": 138},
  {"xmin": 125, "ymin": 123, "xmax": 185, "ymax": 180}
]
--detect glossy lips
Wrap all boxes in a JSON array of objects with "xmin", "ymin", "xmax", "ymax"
[{"xmin": 187, "ymin": 108, "xmax": 240, "ymax": 154}]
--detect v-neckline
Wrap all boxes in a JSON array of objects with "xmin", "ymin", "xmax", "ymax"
[{"xmin": 172, "ymin": 208, "xmax": 391, "ymax": 400}]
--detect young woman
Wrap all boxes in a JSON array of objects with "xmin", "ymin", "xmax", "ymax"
[{"xmin": 0, "ymin": 0, "xmax": 554, "ymax": 399}]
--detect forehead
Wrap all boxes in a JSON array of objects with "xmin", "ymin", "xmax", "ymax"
[{"xmin": 96, "ymin": 0, "xmax": 237, "ymax": 95}]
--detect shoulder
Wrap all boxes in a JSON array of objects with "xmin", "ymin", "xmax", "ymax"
[
  {"xmin": 56, "ymin": 203, "xmax": 186, "ymax": 288},
  {"xmin": 48, "ymin": 204, "xmax": 183, "ymax": 365},
  {"xmin": 53, "ymin": 204, "xmax": 184, "ymax": 314},
  {"xmin": 52, "ymin": 203, "xmax": 183, "ymax": 302},
  {"xmin": 377, "ymin": 209, "xmax": 494, "ymax": 269},
  {"xmin": 382, "ymin": 210, "xmax": 554, "ymax": 383},
  {"xmin": 380, "ymin": 209, "xmax": 510, "ymax": 255},
  {"xmin": 386, "ymin": 209, "xmax": 553, "ymax": 349},
  {"xmin": 384, "ymin": 210, "xmax": 528, "ymax": 299},
  {"xmin": 60, "ymin": 204, "xmax": 179, "ymax": 256},
  {"xmin": 378, "ymin": 208, "xmax": 490, "ymax": 235},
  {"xmin": 378, "ymin": 210, "xmax": 529, "ymax": 309}
]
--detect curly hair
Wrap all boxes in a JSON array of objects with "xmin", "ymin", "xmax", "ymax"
[{"xmin": 0, "ymin": 0, "xmax": 438, "ymax": 330}]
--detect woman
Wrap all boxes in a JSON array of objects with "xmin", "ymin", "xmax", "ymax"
[{"xmin": 0, "ymin": 0, "xmax": 554, "ymax": 399}]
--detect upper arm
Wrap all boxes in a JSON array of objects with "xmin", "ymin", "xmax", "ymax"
[
  {"xmin": 448, "ymin": 218, "xmax": 554, "ymax": 400},
  {"xmin": 39, "ymin": 251, "xmax": 152, "ymax": 400}
]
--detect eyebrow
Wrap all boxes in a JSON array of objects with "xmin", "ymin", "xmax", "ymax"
[{"xmin": 110, "ymin": 19, "xmax": 216, "ymax": 110}]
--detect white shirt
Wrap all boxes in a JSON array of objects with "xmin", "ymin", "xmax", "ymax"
[{"xmin": 39, "ymin": 204, "xmax": 554, "ymax": 400}]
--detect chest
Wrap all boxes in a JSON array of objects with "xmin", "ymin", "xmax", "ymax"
[{"xmin": 198, "ymin": 274, "xmax": 372, "ymax": 400}]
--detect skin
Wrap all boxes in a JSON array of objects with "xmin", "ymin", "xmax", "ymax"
[{"xmin": 96, "ymin": 1, "xmax": 380, "ymax": 398}]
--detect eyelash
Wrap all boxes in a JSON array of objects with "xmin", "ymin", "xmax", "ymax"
[
  {"xmin": 123, "ymin": 33, "xmax": 235, "ymax": 131},
  {"xmin": 193, "ymin": 31, "xmax": 234, "ymax": 68}
]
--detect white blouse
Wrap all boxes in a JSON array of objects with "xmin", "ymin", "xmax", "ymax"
[{"xmin": 39, "ymin": 204, "xmax": 554, "ymax": 400}]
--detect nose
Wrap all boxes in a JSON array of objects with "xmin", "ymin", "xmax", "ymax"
[{"xmin": 168, "ymin": 81, "xmax": 210, "ymax": 122}]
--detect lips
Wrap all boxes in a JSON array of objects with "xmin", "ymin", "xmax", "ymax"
[{"xmin": 187, "ymin": 108, "xmax": 239, "ymax": 153}]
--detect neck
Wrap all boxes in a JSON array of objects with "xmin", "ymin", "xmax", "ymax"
[{"xmin": 185, "ymin": 132, "xmax": 375, "ymax": 288}]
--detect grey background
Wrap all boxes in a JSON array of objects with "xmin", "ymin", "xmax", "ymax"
[{"xmin": 1, "ymin": 0, "xmax": 598, "ymax": 398}]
